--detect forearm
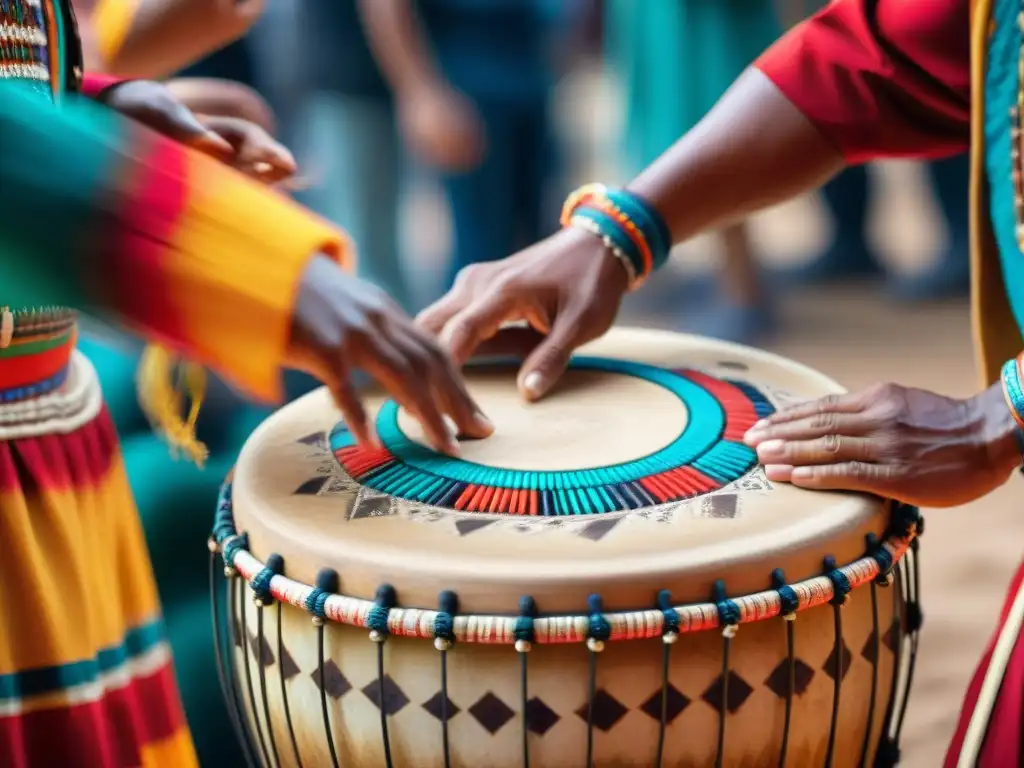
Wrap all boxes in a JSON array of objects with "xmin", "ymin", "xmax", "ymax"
[
  {"xmin": 627, "ymin": 68, "xmax": 845, "ymax": 245},
  {"xmin": 357, "ymin": 0, "xmax": 443, "ymax": 95},
  {"xmin": 0, "ymin": 82, "xmax": 350, "ymax": 402},
  {"xmin": 89, "ymin": 0, "xmax": 260, "ymax": 78}
]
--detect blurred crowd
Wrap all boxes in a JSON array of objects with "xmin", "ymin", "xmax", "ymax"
[
  {"xmin": 74, "ymin": 0, "xmax": 971, "ymax": 764},
  {"xmin": 158, "ymin": 0, "xmax": 969, "ymax": 344}
]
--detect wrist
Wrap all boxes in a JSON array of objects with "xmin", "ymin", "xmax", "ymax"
[
  {"xmin": 974, "ymin": 381, "xmax": 1023, "ymax": 479},
  {"xmin": 560, "ymin": 183, "xmax": 671, "ymax": 290}
]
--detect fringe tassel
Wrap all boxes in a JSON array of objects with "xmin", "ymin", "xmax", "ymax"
[{"xmin": 136, "ymin": 343, "xmax": 209, "ymax": 467}]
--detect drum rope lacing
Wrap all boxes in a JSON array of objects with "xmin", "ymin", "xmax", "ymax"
[{"xmin": 210, "ymin": 482, "xmax": 923, "ymax": 768}]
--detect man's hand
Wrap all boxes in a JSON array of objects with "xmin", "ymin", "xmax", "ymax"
[
  {"xmin": 418, "ymin": 227, "xmax": 629, "ymax": 401},
  {"xmin": 291, "ymin": 256, "xmax": 494, "ymax": 456},
  {"xmin": 743, "ymin": 382, "xmax": 1022, "ymax": 507},
  {"xmin": 100, "ymin": 80, "xmax": 296, "ymax": 183}
]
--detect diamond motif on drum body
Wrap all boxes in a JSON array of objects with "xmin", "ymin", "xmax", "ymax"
[
  {"xmin": 639, "ymin": 684, "xmax": 691, "ymax": 724},
  {"xmin": 469, "ymin": 692, "xmax": 515, "ymax": 734},
  {"xmin": 525, "ymin": 697, "xmax": 561, "ymax": 735},
  {"xmin": 701, "ymin": 671, "xmax": 754, "ymax": 714},
  {"xmin": 249, "ymin": 633, "xmax": 275, "ymax": 667},
  {"xmin": 575, "ymin": 689, "xmax": 629, "ymax": 732},
  {"xmin": 310, "ymin": 661, "xmax": 352, "ymax": 699},
  {"xmin": 362, "ymin": 675, "xmax": 410, "ymax": 716},
  {"xmin": 882, "ymin": 620, "xmax": 900, "ymax": 653},
  {"xmin": 823, "ymin": 643, "xmax": 854, "ymax": 683},
  {"xmin": 422, "ymin": 691, "xmax": 461, "ymax": 722},
  {"xmin": 764, "ymin": 658, "xmax": 815, "ymax": 698},
  {"xmin": 861, "ymin": 631, "xmax": 884, "ymax": 666},
  {"xmin": 278, "ymin": 645, "xmax": 300, "ymax": 681}
]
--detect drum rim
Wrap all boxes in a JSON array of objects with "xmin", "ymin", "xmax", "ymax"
[{"xmin": 212, "ymin": 479, "xmax": 920, "ymax": 646}]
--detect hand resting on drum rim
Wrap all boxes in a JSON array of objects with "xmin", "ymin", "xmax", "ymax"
[{"xmin": 289, "ymin": 255, "xmax": 494, "ymax": 457}]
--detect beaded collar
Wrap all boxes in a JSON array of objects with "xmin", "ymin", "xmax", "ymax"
[{"xmin": 0, "ymin": 0, "xmax": 51, "ymax": 91}]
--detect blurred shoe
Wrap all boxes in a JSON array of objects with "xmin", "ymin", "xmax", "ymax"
[
  {"xmin": 770, "ymin": 239, "xmax": 884, "ymax": 286},
  {"xmin": 885, "ymin": 248, "xmax": 970, "ymax": 302}
]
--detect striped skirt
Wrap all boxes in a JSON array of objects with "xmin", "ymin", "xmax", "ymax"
[{"xmin": 0, "ymin": 311, "xmax": 198, "ymax": 767}]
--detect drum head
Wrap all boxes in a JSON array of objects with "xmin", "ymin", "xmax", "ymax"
[{"xmin": 232, "ymin": 328, "xmax": 887, "ymax": 612}]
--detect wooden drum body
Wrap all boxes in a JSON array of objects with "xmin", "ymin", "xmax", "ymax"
[{"xmin": 210, "ymin": 328, "xmax": 922, "ymax": 768}]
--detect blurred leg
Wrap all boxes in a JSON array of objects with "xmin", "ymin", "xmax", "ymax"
[
  {"xmin": 887, "ymin": 153, "xmax": 971, "ymax": 300},
  {"xmin": 297, "ymin": 92, "xmax": 409, "ymax": 309},
  {"xmin": 775, "ymin": 164, "xmax": 883, "ymax": 283},
  {"xmin": 512, "ymin": 96, "xmax": 561, "ymax": 251},
  {"xmin": 441, "ymin": 102, "xmax": 517, "ymax": 288}
]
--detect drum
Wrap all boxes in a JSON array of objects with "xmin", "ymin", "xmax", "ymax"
[{"xmin": 209, "ymin": 328, "xmax": 922, "ymax": 768}]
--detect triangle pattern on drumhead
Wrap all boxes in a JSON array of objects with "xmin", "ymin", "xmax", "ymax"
[
  {"xmin": 455, "ymin": 517, "xmax": 499, "ymax": 536},
  {"xmin": 296, "ymin": 431, "xmax": 328, "ymax": 449},
  {"xmin": 350, "ymin": 492, "xmax": 396, "ymax": 519},
  {"xmin": 294, "ymin": 476, "xmax": 331, "ymax": 496},
  {"xmin": 578, "ymin": 517, "xmax": 622, "ymax": 542}
]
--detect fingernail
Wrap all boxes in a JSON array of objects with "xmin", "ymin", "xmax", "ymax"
[
  {"xmin": 753, "ymin": 419, "xmax": 770, "ymax": 430},
  {"xmin": 763, "ymin": 464, "xmax": 793, "ymax": 481},
  {"xmin": 523, "ymin": 372, "xmax": 545, "ymax": 399},
  {"xmin": 791, "ymin": 466, "xmax": 813, "ymax": 480},
  {"xmin": 474, "ymin": 411, "xmax": 495, "ymax": 435},
  {"xmin": 756, "ymin": 439, "xmax": 786, "ymax": 460},
  {"xmin": 743, "ymin": 428, "xmax": 764, "ymax": 445},
  {"xmin": 443, "ymin": 418, "xmax": 461, "ymax": 456}
]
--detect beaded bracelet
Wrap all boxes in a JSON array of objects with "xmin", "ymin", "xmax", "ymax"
[
  {"xmin": 999, "ymin": 353, "xmax": 1024, "ymax": 460},
  {"xmin": 561, "ymin": 183, "xmax": 672, "ymax": 289}
]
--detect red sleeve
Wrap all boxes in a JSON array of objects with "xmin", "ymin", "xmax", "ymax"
[
  {"xmin": 79, "ymin": 73, "xmax": 125, "ymax": 100},
  {"xmin": 755, "ymin": 0, "xmax": 971, "ymax": 164}
]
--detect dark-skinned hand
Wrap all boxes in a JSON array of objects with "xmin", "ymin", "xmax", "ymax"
[
  {"xmin": 290, "ymin": 256, "xmax": 494, "ymax": 456},
  {"xmin": 417, "ymin": 227, "xmax": 629, "ymax": 400},
  {"xmin": 98, "ymin": 80, "xmax": 297, "ymax": 183},
  {"xmin": 743, "ymin": 381, "xmax": 1021, "ymax": 507}
]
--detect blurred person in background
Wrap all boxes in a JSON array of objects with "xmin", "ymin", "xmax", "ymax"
[
  {"xmin": 293, "ymin": 0, "xmax": 413, "ymax": 311},
  {"xmin": 774, "ymin": 0, "xmax": 970, "ymax": 300},
  {"xmin": 605, "ymin": 0, "xmax": 780, "ymax": 344},
  {"xmin": 357, "ymin": 0, "xmax": 586, "ymax": 295}
]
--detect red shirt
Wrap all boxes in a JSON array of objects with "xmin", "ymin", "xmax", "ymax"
[{"xmin": 755, "ymin": 0, "xmax": 972, "ymax": 163}]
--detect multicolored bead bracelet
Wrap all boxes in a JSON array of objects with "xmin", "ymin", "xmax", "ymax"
[
  {"xmin": 561, "ymin": 183, "xmax": 672, "ymax": 289},
  {"xmin": 1000, "ymin": 353, "xmax": 1024, "ymax": 458}
]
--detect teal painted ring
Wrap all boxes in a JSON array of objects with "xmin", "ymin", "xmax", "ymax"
[{"xmin": 331, "ymin": 357, "xmax": 726, "ymax": 491}]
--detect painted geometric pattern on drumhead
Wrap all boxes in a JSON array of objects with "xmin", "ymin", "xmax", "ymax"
[
  {"xmin": 325, "ymin": 358, "xmax": 775, "ymax": 517},
  {"xmin": 292, "ymin": 434, "xmax": 773, "ymax": 539},
  {"xmin": 231, "ymin": 586, "xmax": 903, "ymax": 767}
]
